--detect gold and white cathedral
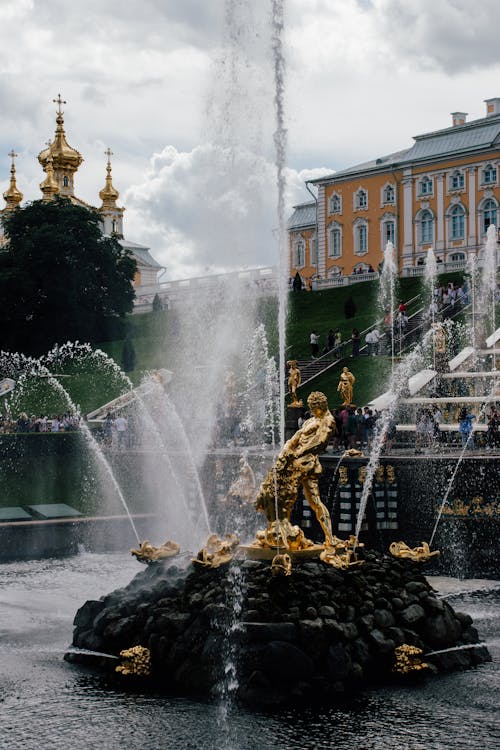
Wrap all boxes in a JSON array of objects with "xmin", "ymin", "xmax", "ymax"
[{"xmin": 0, "ymin": 96, "xmax": 164, "ymax": 307}]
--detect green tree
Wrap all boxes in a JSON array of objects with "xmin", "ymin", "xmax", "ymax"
[{"xmin": 0, "ymin": 197, "xmax": 137, "ymax": 354}]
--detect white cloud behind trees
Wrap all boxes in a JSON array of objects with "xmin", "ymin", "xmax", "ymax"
[{"xmin": 1, "ymin": 0, "xmax": 499, "ymax": 278}]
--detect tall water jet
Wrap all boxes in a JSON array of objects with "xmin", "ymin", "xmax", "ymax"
[
  {"xmin": 424, "ymin": 247, "xmax": 438, "ymax": 368},
  {"xmin": 271, "ymin": 0, "xmax": 288, "ymax": 445},
  {"xmin": 479, "ymin": 223, "xmax": 497, "ymax": 348},
  {"xmin": 378, "ymin": 241, "xmax": 398, "ymax": 371}
]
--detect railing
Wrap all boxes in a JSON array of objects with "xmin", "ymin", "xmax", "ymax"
[{"xmin": 312, "ymin": 271, "xmax": 379, "ymax": 290}]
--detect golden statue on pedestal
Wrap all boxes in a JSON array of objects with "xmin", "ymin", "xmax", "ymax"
[
  {"xmin": 253, "ymin": 391, "xmax": 336, "ymax": 551},
  {"xmin": 337, "ymin": 367, "xmax": 355, "ymax": 405},
  {"xmin": 287, "ymin": 360, "xmax": 303, "ymax": 408}
]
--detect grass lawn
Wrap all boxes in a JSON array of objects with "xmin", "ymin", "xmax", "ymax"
[{"xmin": 296, "ymin": 354, "xmax": 393, "ymax": 410}]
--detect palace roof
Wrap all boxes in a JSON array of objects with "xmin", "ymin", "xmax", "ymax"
[{"xmin": 287, "ymin": 201, "xmax": 316, "ymax": 230}]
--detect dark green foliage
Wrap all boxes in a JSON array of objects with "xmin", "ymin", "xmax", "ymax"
[
  {"xmin": 0, "ymin": 197, "xmax": 137, "ymax": 355},
  {"xmin": 152, "ymin": 293, "xmax": 162, "ymax": 312},
  {"xmin": 344, "ymin": 295, "xmax": 357, "ymax": 319},
  {"xmin": 121, "ymin": 335, "xmax": 136, "ymax": 372}
]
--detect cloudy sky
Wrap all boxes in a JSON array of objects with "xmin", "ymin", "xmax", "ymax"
[{"xmin": 1, "ymin": 0, "xmax": 499, "ymax": 279}]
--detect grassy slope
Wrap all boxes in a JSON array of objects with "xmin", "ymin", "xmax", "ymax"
[{"xmin": 7, "ymin": 270, "xmax": 467, "ymax": 415}]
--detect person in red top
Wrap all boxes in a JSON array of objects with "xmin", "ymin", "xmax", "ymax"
[{"xmin": 398, "ymin": 300, "xmax": 407, "ymax": 314}]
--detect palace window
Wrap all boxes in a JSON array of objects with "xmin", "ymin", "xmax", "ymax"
[
  {"xmin": 328, "ymin": 225, "xmax": 342, "ymax": 258},
  {"xmin": 483, "ymin": 198, "xmax": 498, "ymax": 233},
  {"xmin": 311, "ymin": 233, "xmax": 318, "ymax": 264},
  {"xmin": 355, "ymin": 223, "xmax": 368, "ymax": 254},
  {"xmin": 483, "ymin": 164, "xmax": 497, "ymax": 185},
  {"xmin": 450, "ymin": 205, "xmax": 465, "ymax": 240},
  {"xmin": 450, "ymin": 252, "xmax": 465, "ymax": 262},
  {"xmin": 450, "ymin": 170, "xmax": 464, "ymax": 190},
  {"xmin": 293, "ymin": 237, "xmax": 306, "ymax": 267},
  {"xmin": 329, "ymin": 193, "xmax": 342, "ymax": 214},
  {"xmin": 354, "ymin": 189, "xmax": 368, "ymax": 210},
  {"xmin": 63, "ymin": 176, "xmax": 69, "ymax": 188},
  {"xmin": 420, "ymin": 209, "xmax": 434, "ymax": 244},
  {"xmin": 383, "ymin": 184, "xmax": 395, "ymax": 204},
  {"xmin": 384, "ymin": 220, "xmax": 395, "ymax": 245},
  {"xmin": 419, "ymin": 176, "xmax": 433, "ymax": 196}
]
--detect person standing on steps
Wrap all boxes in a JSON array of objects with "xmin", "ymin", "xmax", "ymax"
[{"xmin": 310, "ymin": 330, "xmax": 319, "ymax": 358}]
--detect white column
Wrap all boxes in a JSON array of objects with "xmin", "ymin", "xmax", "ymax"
[
  {"xmin": 402, "ymin": 169, "xmax": 413, "ymax": 264},
  {"xmin": 468, "ymin": 167, "xmax": 477, "ymax": 247},
  {"xmin": 317, "ymin": 184, "xmax": 326, "ymax": 278},
  {"xmin": 436, "ymin": 173, "xmax": 445, "ymax": 251}
]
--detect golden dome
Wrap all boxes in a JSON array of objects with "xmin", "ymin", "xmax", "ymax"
[
  {"xmin": 99, "ymin": 147, "xmax": 120, "ymax": 208},
  {"xmin": 40, "ymin": 153, "xmax": 59, "ymax": 201},
  {"xmin": 3, "ymin": 149, "xmax": 23, "ymax": 211},
  {"xmin": 38, "ymin": 95, "xmax": 83, "ymax": 174}
]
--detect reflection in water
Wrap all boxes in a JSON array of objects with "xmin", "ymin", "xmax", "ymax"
[{"xmin": 0, "ymin": 553, "xmax": 499, "ymax": 750}]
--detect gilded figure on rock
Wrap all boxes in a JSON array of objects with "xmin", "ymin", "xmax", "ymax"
[{"xmin": 255, "ymin": 391, "xmax": 336, "ymax": 549}]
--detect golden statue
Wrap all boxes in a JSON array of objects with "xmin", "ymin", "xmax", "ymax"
[
  {"xmin": 131, "ymin": 540, "xmax": 180, "ymax": 564},
  {"xmin": 287, "ymin": 360, "xmax": 303, "ymax": 407},
  {"xmin": 433, "ymin": 323, "xmax": 446, "ymax": 354},
  {"xmin": 225, "ymin": 455, "xmax": 256, "ymax": 505},
  {"xmin": 254, "ymin": 391, "xmax": 336, "ymax": 550},
  {"xmin": 337, "ymin": 367, "xmax": 355, "ymax": 405}
]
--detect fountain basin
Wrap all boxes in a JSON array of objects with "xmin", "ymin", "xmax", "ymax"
[{"xmin": 67, "ymin": 550, "xmax": 490, "ymax": 707}]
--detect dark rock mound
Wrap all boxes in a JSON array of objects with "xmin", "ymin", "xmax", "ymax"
[{"xmin": 66, "ymin": 550, "xmax": 491, "ymax": 707}]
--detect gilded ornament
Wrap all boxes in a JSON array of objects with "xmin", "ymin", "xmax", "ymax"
[
  {"xmin": 344, "ymin": 448, "xmax": 364, "ymax": 458},
  {"xmin": 358, "ymin": 466, "xmax": 367, "ymax": 484},
  {"xmin": 376, "ymin": 465, "xmax": 385, "ymax": 483},
  {"xmin": 271, "ymin": 553, "xmax": 292, "ymax": 576},
  {"xmin": 338, "ymin": 466, "xmax": 349, "ymax": 485},
  {"xmin": 116, "ymin": 645, "xmax": 151, "ymax": 677},
  {"xmin": 193, "ymin": 533, "xmax": 239, "ymax": 568},
  {"xmin": 319, "ymin": 534, "xmax": 364, "ymax": 569},
  {"xmin": 392, "ymin": 644, "xmax": 429, "ymax": 674},
  {"xmin": 389, "ymin": 540, "xmax": 440, "ymax": 562},
  {"xmin": 386, "ymin": 465, "xmax": 396, "ymax": 484},
  {"xmin": 131, "ymin": 540, "xmax": 180, "ymax": 564}
]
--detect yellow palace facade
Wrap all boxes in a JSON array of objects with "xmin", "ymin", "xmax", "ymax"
[{"xmin": 288, "ymin": 98, "xmax": 500, "ymax": 286}]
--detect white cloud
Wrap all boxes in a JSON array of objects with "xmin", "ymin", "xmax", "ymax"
[{"xmin": 124, "ymin": 142, "xmax": 330, "ymax": 279}]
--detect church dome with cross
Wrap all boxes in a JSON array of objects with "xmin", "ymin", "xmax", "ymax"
[{"xmin": 1, "ymin": 95, "xmax": 165, "ymax": 299}]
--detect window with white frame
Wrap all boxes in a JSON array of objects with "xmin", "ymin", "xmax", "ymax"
[
  {"xmin": 293, "ymin": 237, "xmax": 306, "ymax": 267},
  {"xmin": 354, "ymin": 188, "xmax": 368, "ymax": 210},
  {"xmin": 329, "ymin": 193, "xmax": 342, "ymax": 214},
  {"xmin": 310, "ymin": 233, "xmax": 318, "ymax": 264},
  {"xmin": 449, "ymin": 205, "xmax": 465, "ymax": 240},
  {"xmin": 328, "ymin": 224, "xmax": 342, "ymax": 258},
  {"xmin": 450, "ymin": 252, "xmax": 465, "ymax": 262},
  {"xmin": 483, "ymin": 164, "xmax": 497, "ymax": 185},
  {"xmin": 355, "ymin": 222, "xmax": 368, "ymax": 254},
  {"xmin": 482, "ymin": 164, "xmax": 497, "ymax": 185},
  {"xmin": 383, "ymin": 184, "xmax": 395, "ymax": 204},
  {"xmin": 482, "ymin": 198, "xmax": 498, "ymax": 233},
  {"xmin": 450, "ymin": 170, "xmax": 464, "ymax": 190},
  {"xmin": 419, "ymin": 209, "xmax": 434, "ymax": 244},
  {"xmin": 383, "ymin": 220, "xmax": 395, "ymax": 245},
  {"xmin": 419, "ymin": 176, "xmax": 433, "ymax": 196}
]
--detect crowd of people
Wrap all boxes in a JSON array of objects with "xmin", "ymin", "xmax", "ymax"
[
  {"xmin": 298, "ymin": 404, "xmax": 396, "ymax": 454},
  {"xmin": 0, "ymin": 411, "xmax": 81, "ymax": 433}
]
